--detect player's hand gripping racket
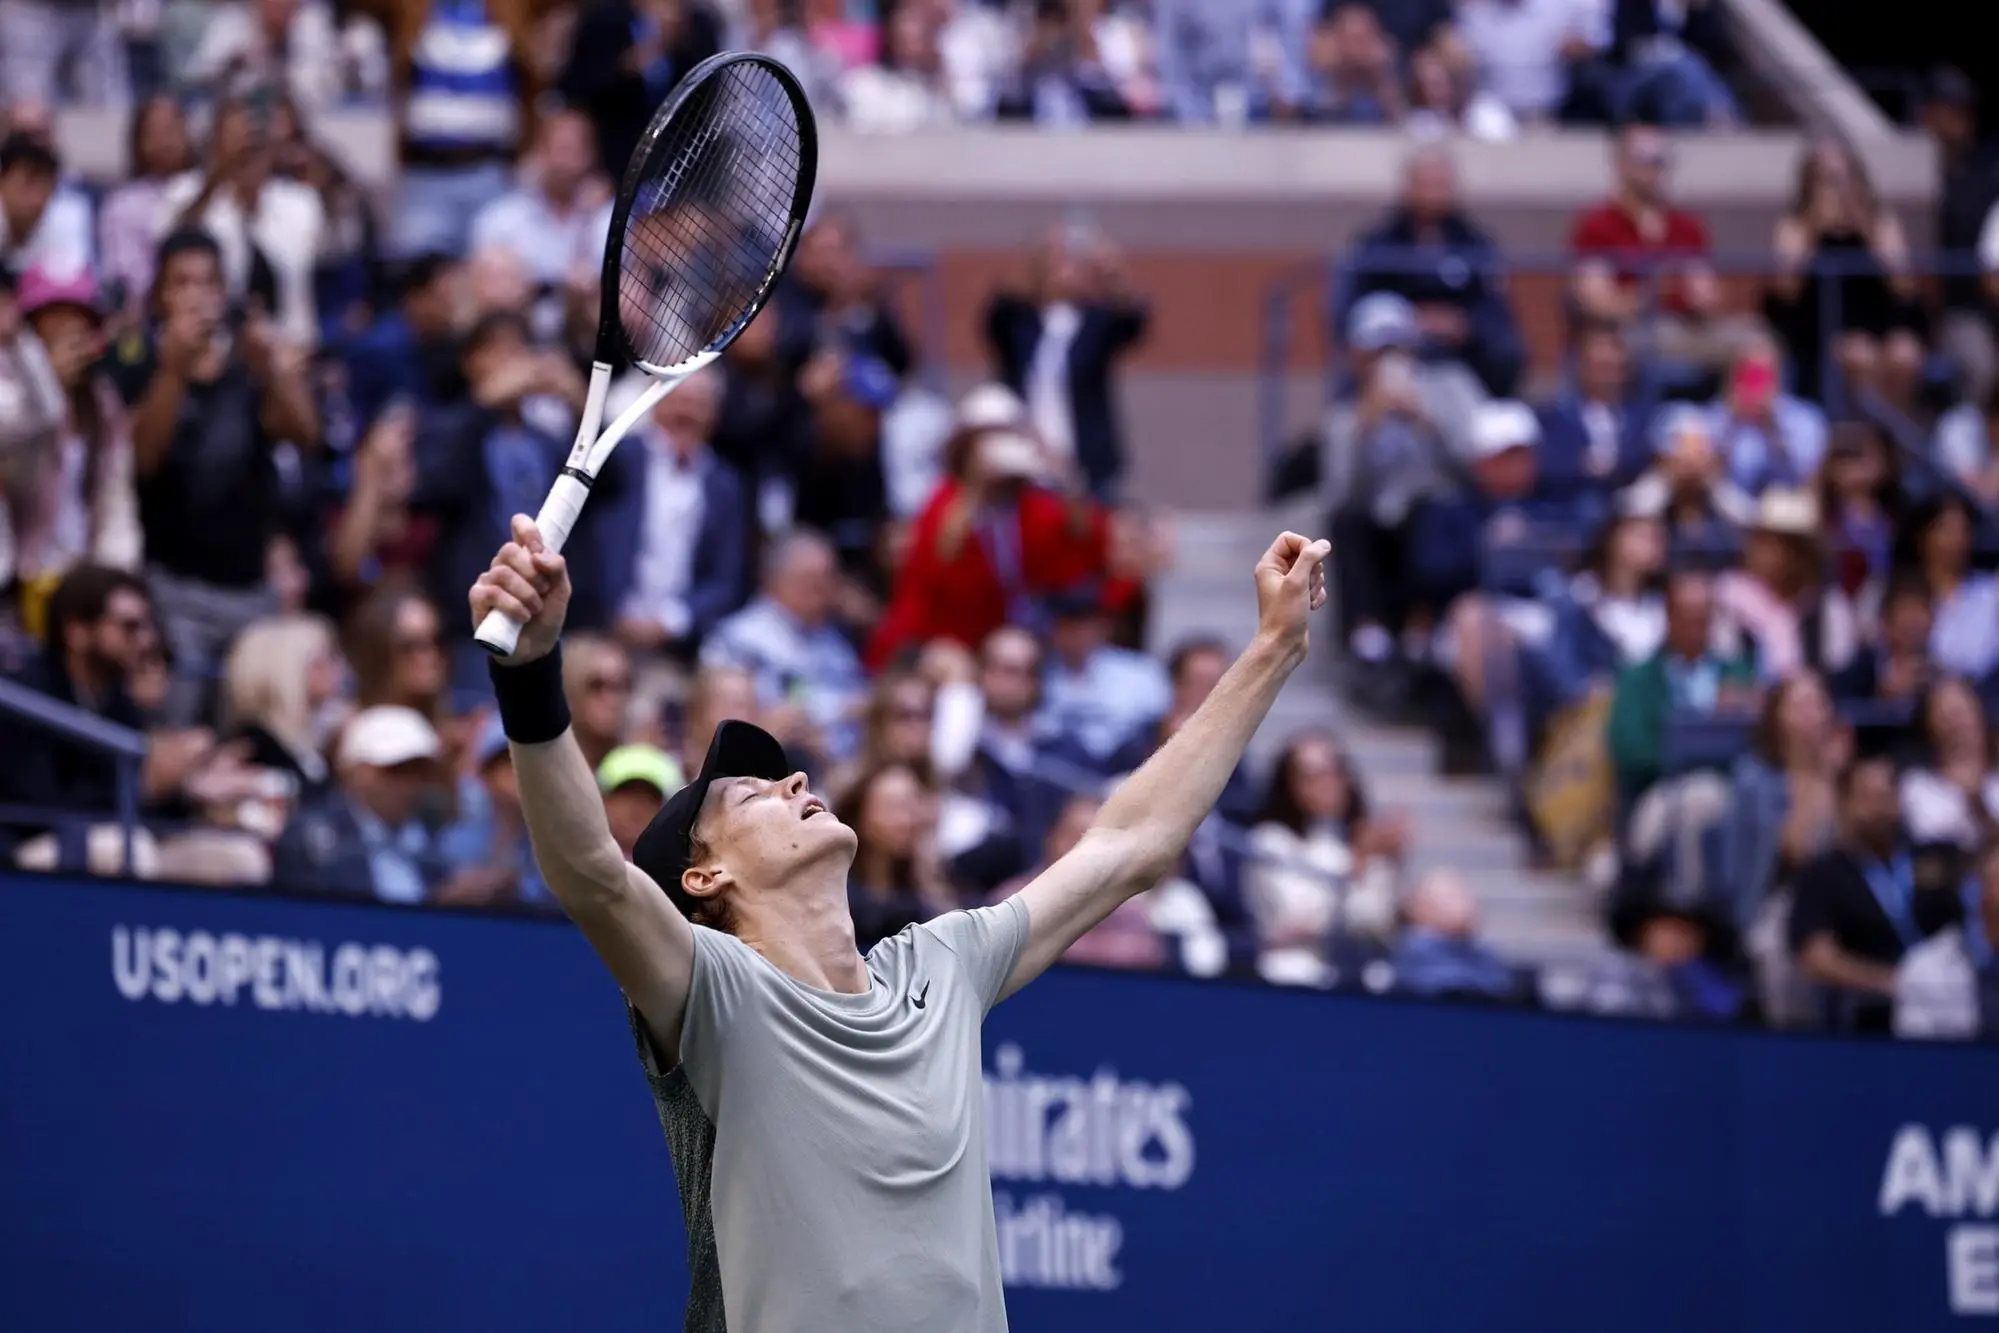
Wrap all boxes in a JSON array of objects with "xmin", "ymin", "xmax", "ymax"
[{"xmin": 474, "ymin": 52, "xmax": 818, "ymax": 656}]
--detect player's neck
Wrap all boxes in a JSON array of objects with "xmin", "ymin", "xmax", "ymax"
[{"xmin": 735, "ymin": 872, "xmax": 869, "ymax": 994}]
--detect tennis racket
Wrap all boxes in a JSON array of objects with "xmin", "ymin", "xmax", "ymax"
[{"xmin": 473, "ymin": 51, "xmax": 818, "ymax": 656}]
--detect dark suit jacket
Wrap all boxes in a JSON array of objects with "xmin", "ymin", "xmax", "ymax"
[
  {"xmin": 1536, "ymin": 394, "xmax": 1653, "ymax": 502},
  {"xmin": 1338, "ymin": 208, "xmax": 1524, "ymax": 397},
  {"xmin": 983, "ymin": 293, "xmax": 1149, "ymax": 498},
  {"xmin": 576, "ymin": 441, "xmax": 749, "ymax": 642},
  {"xmin": 1609, "ymin": 0, "xmax": 1730, "ymax": 67},
  {"xmin": 0, "ymin": 653, "xmax": 147, "ymax": 832},
  {"xmin": 558, "ymin": 0, "xmax": 721, "ymax": 177},
  {"xmin": 272, "ymin": 794, "xmax": 453, "ymax": 901}
]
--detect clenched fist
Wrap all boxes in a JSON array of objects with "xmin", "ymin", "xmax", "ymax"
[
  {"xmin": 1252, "ymin": 531, "xmax": 1331, "ymax": 663},
  {"xmin": 469, "ymin": 514, "xmax": 572, "ymax": 665}
]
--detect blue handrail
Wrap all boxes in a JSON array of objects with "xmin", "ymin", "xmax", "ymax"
[{"xmin": 0, "ymin": 675, "xmax": 146, "ymax": 873}]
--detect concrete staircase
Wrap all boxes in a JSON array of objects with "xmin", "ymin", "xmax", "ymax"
[{"xmin": 1149, "ymin": 507, "xmax": 1612, "ymax": 965}]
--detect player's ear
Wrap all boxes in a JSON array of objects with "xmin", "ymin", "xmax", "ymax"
[{"xmin": 681, "ymin": 864, "xmax": 730, "ymax": 902}]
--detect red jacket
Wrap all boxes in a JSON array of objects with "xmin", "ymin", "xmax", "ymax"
[{"xmin": 867, "ymin": 482, "xmax": 1130, "ymax": 669}]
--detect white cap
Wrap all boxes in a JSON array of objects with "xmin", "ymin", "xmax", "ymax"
[
  {"xmin": 1468, "ymin": 399, "xmax": 1539, "ymax": 460},
  {"xmin": 977, "ymin": 429, "xmax": 1046, "ymax": 481},
  {"xmin": 956, "ymin": 383, "xmax": 1025, "ymax": 431},
  {"xmin": 1749, "ymin": 486, "xmax": 1819, "ymax": 537},
  {"xmin": 338, "ymin": 705, "xmax": 442, "ymax": 770}
]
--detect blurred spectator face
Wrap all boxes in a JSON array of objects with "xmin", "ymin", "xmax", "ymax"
[
  {"xmin": 468, "ymin": 246, "xmax": 532, "ymax": 319},
  {"xmin": 1918, "ymin": 501, "xmax": 1974, "ymax": 574},
  {"xmin": 1047, "ymin": 606, "xmax": 1110, "ymax": 669},
  {"xmin": 64, "ymin": 583, "xmax": 154, "ymax": 681},
  {"xmin": 1824, "ymin": 427, "xmax": 1888, "ymax": 500},
  {"xmin": 1657, "ymin": 410, "xmax": 1718, "ymax": 490},
  {"xmin": 1922, "ymin": 679, "xmax": 1987, "ymax": 758},
  {"xmin": 1606, "ymin": 514, "xmax": 1666, "ymax": 586},
  {"xmin": 155, "ymin": 244, "xmax": 226, "ymax": 328},
  {"xmin": 651, "ymin": 366, "xmax": 721, "ymax": 450},
  {"xmin": 1840, "ymin": 757, "xmax": 1901, "ymax": 854},
  {"xmin": 1044, "ymin": 792, "xmax": 1101, "ymax": 863},
  {"xmin": 210, "ymin": 100, "xmax": 269, "ymax": 174},
  {"xmin": 876, "ymin": 675, "xmax": 934, "ymax": 765},
  {"xmin": 605, "ymin": 781, "xmax": 665, "ymax": 857},
  {"xmin": 539, "ymin": 111, "xmax": 596, "ymax": 203},
  {"xmin": 133, "ymin": 97, "xmax": 193, "ymax": 179},
  {"xmin": 1407, "ymin": 870, "xmax": 1478, "ymax": 939},
  {"xmin": 793, "ymin": 215, "xmax": 861, "ymax": 300},
  {"xmin": 345, "ymin": 759, "xmax": 435, "ymax": 828},
  {"xmin": 574, "ymin": 649, "xmax": 634, "ymax": 750},
  {"xmin": 28, "ymin": 299, "xmax": 102, "ymax": 391},
  {"xmin": 1324, "ymin": 4, "xmax": 1388, "ymax": 74},
  {"xmin": 1170, "ymin": 643, "xmax": 1227, "ymax": 717},
  {"xmin": 1882, "ymin": 584, "xmax": 1934, "ymax": 655},
  {"xmin": 1743, "ymin": 528, "xmax": 1811, "ymax": 596},
  {"xmin": 978, "ymin": 626, "xmax": 1042, "ymax": 722},
  {"xmin": 1638, "ymin": 912, "xmax": 1706, "ymax": 965},
  {"xmin": 729, "ymin": 305, "xmax": 780, "ymax": 367},
  {"xmin": 1773, "ymin": 671, "xmax": 1833, "ymax": 754},
  {"xmin": 689, "ymin": 667, "xmax": 760, "ymax": 753},
  {"xmin": 265, "ymin": 534, "xmax": 312, "ymax": 614},
  {"xmin": 1921, "ymin": 78, "xmax": 1977, "ymax": 151},
  {"xmin": 462, "ymin": 316, "xmax": 530, "ymax": 393},
  {"xmin": 390, "ymin": 597, "xmax": 447, "ymax": 706},
  {"xmin": 886, "ymin": 8, "xmax": 940, "ymax": 74},
  {"xmin": 404, "ymin": 259, "xmax": 467, "ymax": 339},
  {"xmin": 1408, "ymin": 48, "xmax": 1454, "ymax": 113},
  {"xmin": 1577, "ymin": 327, "xmax": 1629, "ymax": 401},
  {"xmin": 1401, "ymin": 148, "xmax": 1457, "ymax": 222},
  {"xmin": 1285, "ymin": 735, "xmax": 1353, "ymax": 823},
  {"xmin": 1616, "ymin": 126, "xmax": 1672, "ymax": 208},
  {"xmin": 856, "ymin": 763, "xmax": 926, "ymax": 860},
  {"xmin": 1037, "ymin": 227, "xmax": 1095, "ymax": 306},
  {"xmin": 1473, "ymin": 443, "xmax": 1536, "ymax": 500},
  {"xmin": 768, "ymin": 532, "xmax": 838, "ymax": 626},
  {"xmin": 0, "ymin": 154, "xmax": 56, "ymax": 235},
  {"xmin": 1663, "ymin": 572, "xmax": 1714, "ymax": 659},
  {"xmin": 4, "ymin": 99, "xmax": 55, "ymax": 146}
]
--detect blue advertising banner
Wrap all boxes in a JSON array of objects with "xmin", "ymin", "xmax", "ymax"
[{"xmin": 3, "ymin": 873, "xmax": 1997, "ymax": 1333}]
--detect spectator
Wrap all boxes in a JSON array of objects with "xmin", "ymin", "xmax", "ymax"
[
  {"xmin": 675, "ymin": 661, "xmax": 760, "ymax": 780},
  {"xmin": 839, "ymin": 761, "xmax": 957, "ymax": 949},
  {"xmin": 1151, "ymin": 0, "xmax": 1313, "ymax": 123},
  {"xmin": 1067, "ymin": 0, "xmax": 1163, "ymax": 118},
  {"xmin": 353, "ymin": 0, "xmax": 545, "ymax": 257},
  {"xmin": 1340, "ymin": 145, "xmax": 1524, "ymax": 399},
  {"xmin": 1404, "ymin": 38, "xmax": 1518, "ymax": 141},
  {"xmin": 1817, "ymin": 420, "xmax": 1902, "ymax": 604},
  {"xmin": 867, "ymin": 412, "xmax": 1126, "ymax": 668},
  {"xmin": 1900, "ymin": 679, "xmax": 1999, "ymax": 850},
  {"xmin": 843, "ymin": 4, "xmax": 958, "ymax": 131},
  {"xmin": 328, "ymin": 401, "xmax": 430, "ymax": 591},
  {"xmin": 1036, "ymin": 584, "xmax": 1170, "ymax": 764},
  {"xmin": 994, "ymin": 790, "xmax": 1168, "ymax": 970},
  {"xmin": 161, "ymin": 94, "xmax": 329, "ymax": 347},
  {"xmin": 1900, "ymin": 493, "xmax": 1999, "ymax": 686},
  {"xmin": 1326, "ymin": 292, "xmax": 1475, "ymax": 680},
  {"xmin": 1597, "ymin": 0, "xmax": 1736, "ymax": 129},
  {"xmin": 1392, "ymin": 869, "xmax": 1520, "ymax": 1002},
  {"xmin": 348, "ymin": 587, "xmax": 449, "ymax": 722},
  {"xmin": 1713, "ymin": 488, "xmax": 1858, "ymax": 683},
  {"xmin": 1831, "ymin": 574, "xmax": 1937, "ymax": 706},
  {"xmin": 1538, "ymin": 322, "xmax": 1651, "ymax": 498},
  {"xmin": 1454, "ymin": 0, "xmax": 1605, "ymax": 124},
  {"xmin": 1100, "ymin": 635, "xmax": 1258, "ymax": 822},
  {"xmin": 598, "ymin": 743, "xmax": 683, "ymax": 859},
  {"xmin": 994, "ymin": 0, "xmax": 1132, "ymax": 125},
  {"xmin": 1245, "ymin": 730, "xmax": 1406, "ymax": 985},
  {"xmin": 5, "ymin": 265, "xmax": 140, "ymax": 592},
  {"xmin": 561, "ymin": 0, "xmax": 723, "ymax": 182},
  {"xmin": 97, "ymin": 97, "xmax": 196, "ymax": 329},
  {"xmin": 1619, "ymin": 403, "xmax": 1753, "ymax": 539},
  {"xmin": 338, "ymin": 252, "xmax": 468, "ymax": 431},
  {"xmin": 1606, "ymin": 568, "xmax": 1757, "ymax": 801},
  {"xmin": 560, "ymin": 633, "xmax": 634, "ymax": 772},
  {"xmin": 983, "ymin": 221, "xmax": 1148, "ymax": 499},
  {"xmin": 1300, "ymin": 3, "xmax": 1403, "ymax": 125},
  {"xmin": 0, "ymin": 2, "xmax": 124, "ymax": 105},
  {"xmin": 1571, "ymin": 124, "xmax": 1749, "ymax": 378},
  {"xmin": 1932, "ymin": 381, "xmax": 1999, "ymax": 507},
  {"xmin": 735, "ymin": 0, "xmax": 844, "ymax": 111},
  {"xmin": 1926, "ymin": 68, "xmax": 1997, "ymax": 407},
  {"xmin": 1895, "ymin": 836, "xmax": 1999, "ymax": 1041},
  {"xmin": 590, "ymin": 367, "xmax": 747, "ymax": 655},
  {"xmin": 273, "ymin": 704, "xmax": 454, "ymax": 902},
  {"xmin": 1767, "ymin": 137, "xmax": 1924, "ymax": 407},
  {"xmin": 469, "ymin": 109, "xmax": 609, "ymax": 292},
  {"xmin": 776, "ymin": 211, "xmax": 913, "ymax": 385},
  {"xmin": 183, "ymin": 0, "xmax": 347, "ymax": 112},
  {"xmin": 221, "ymin": 613, "xmax": 345, "ymax": 805},
  {"xmin": 1530, "ymin": 491, "xmax": 1669, "ymax": 716},
  {"xmin": 711, "ymin": 306, "xmax": 811, "ymax": 527},
  {"xmin": 701, "ymin": 528, "xmax": 865, "ymax": 763},
  {"xmin": 930, "ymin": 624, "xmax": 1069, "ymax": 872},
  {"xmin": 123, "ymin": 228, "xmax": 317, "ymax": 725},
  {"xmin": 0, "ymin": 132, "xmax": 90, "ymax": 276},
  {"xmin": 437, "ymin": 716, "xmax": 552, "ymax": 907},
  {"xmin": 1718, "ymin": 671, "xmax": 1847, "ymax": 941},
  {"xmin": 1789, "ymin": 754, "xmax": 1965, "ymax": 1032}
]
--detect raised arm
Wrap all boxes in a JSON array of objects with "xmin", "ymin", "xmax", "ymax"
[
  {"xmin": 1000, "ymin": 531, "xmax": 1329, "ymax": 997},
  {"xmin": 471, "ymin": 515, "xmax": 697, "ymax": 1060}
]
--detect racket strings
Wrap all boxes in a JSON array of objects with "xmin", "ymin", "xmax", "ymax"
[{"xmin": 617, "ymin": 60, "xmax": 804, "ymax": 370}]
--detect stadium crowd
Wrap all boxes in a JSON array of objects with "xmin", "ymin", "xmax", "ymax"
[{"xmin": 0, "ymin": 1, "xmax": 1994, "ymax": 1042}]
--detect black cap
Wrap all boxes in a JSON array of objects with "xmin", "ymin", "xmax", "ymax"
[
  {"xmin": 633, "ymin": 719, "xmax": 791, "ymax": 917},
  {"xmin": 0, "ymin": 132, "xmax": 58, "ymax": 176},
  {"xmin": 1927, "ymin": 66, "xmax": 1979, "ymax": 109}
]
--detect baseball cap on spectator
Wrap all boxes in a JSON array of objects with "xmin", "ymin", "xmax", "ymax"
[
  {"xmin": 976, "ymin": 429, "xmax": 1047, "ymax": 482},
  {"xmin": 958, "ymin": 382, "xmax": 1026, "ymax": 430},
  {"xmin": 338, "ymin": 706, "xmax": 442, "ymax": 769},
  {"xmin": 597, "ymin": 744, "xmax": 686, "ymax": 798},
  {"xmin": 1346, "ymin": 292, "xmax": 1419, "ymax": 352},
  {"xmin": 1468, "ymin": 399, "xmax": 1539, "ymax": 459},
  {"xmin": 15, "ymin": 264, "xmax": 100, "ymax": 323}
]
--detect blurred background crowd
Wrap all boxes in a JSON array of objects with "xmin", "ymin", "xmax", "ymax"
[{"xmin": 0, "ymin": 0, "xmax": 1994, "ymax": 1042}]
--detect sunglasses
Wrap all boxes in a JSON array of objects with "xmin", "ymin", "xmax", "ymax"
[
  {"xmin": 585, "ymin": 675, "xmax": 632, "ymax": 695},
  {"xmin": 106, "ymin": 613, "xmax": 152, "ymax": 635}
]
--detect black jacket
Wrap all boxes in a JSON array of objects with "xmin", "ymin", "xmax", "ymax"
[
  {"xmin": 983, "ymin": 293, "xmax": 1149, "ymax": 499},
  {"xmin": 558, "ymin": 0, "xmax": 721, "ymax": 178}
]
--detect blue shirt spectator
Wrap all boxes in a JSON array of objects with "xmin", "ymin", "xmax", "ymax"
[
  {"xmin": 1036, "ymin": 589, "xmax": 1171, "ymax": 762},
  {"xmin": 337, "ymin": 252, "xmax": 467, "ymax": 435},
  {"xmin": 1536, "ymin": 322, "xmax": 1653, "ymax": 505},
  {"xmin": 439, "ymin": 717, "xmax": 552, "ymax": 908},
  {"xmin": 274, "ymin": 706, "xmax": 452, "ymax": 903},
  {"xmin": 1153, "ymin": 0, "xmax": 1316, "ymax": 122},
  {"xmin": 1338, "ymin": 145, "xmax": 1524, "ymax": 398},
  {"xmin": 701, "ymin": 529, "xmax": 868, "ymax": 764},
  {"xmin": 1704, "ymin": 340, "xmax": 1827, "ymax": 495},
  {"xmin": 1392, "ymin": 871, "xmax": 1520, "ymax": 1001}
]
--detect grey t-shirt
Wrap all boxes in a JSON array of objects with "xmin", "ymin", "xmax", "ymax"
[{"xmin": 629, "ymin": 897, "xmax": 1030, "ymax": 1333}]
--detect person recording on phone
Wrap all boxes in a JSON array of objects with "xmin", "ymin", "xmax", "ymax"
[
  {"xmin": 1700, "ymin": 333, "xmax": 1827, "ymax": 498},
  {"xmin": 113, "ymin": 227, "xmax": 316, "ymax": 727}
]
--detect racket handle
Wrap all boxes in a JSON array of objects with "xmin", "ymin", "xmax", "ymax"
[{"xmin": 473, "ymin": 472, "xmax": 592, "ymax": 658}]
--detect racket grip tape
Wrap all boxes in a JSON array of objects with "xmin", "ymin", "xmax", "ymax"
[{"xmin": 472, "ymin": 471, "xmax": 594, "ymax": 658}]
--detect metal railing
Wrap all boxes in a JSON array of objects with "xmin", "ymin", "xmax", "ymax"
[{"xmin": 0, "ymin": 675, "xmax": 147, "ymax": 874}]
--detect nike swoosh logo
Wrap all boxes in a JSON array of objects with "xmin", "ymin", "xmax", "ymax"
[{"xmin": 910, "ymin": 981, "xmax": 930, "ymax": 1010}]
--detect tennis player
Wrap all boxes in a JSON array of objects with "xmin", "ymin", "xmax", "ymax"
[{"xmin": 470, "ymin": 513, "xmax": 1329, "ymax": 1333}]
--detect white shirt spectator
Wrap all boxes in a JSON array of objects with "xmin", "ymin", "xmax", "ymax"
[
  {"xmin": 838, "ymin": 65, "xmax": 958, "ymax": 133},
  {"xmin": 1456, "ymin": 0, "xmax": 1608, "ymax": 118},
  {"xmin": 158, "ymin": 171, "xmax": 325, "ymax": 346},
  {"xmin": 1244, "ymin": 821, "xmax": 1399, "ymax": 986},
  {"xmin": 1037, "ymin": 645, "xmax": 1170, "ymax": 761},
  {"xmin": 0, "ymin": 185, "xmax": 93, "ymax": 277},
  {"xmin": 1025, "ymin": 301, "xmax": 1080, "ymax": 466},
  {"xmin": 621, "ymin": 430, "xmax": 706, "ymax": 638},
  {"xmin": 183, "ymin": 0, "xmax": 345, "ymax": 112},
  {"xmin": 935, "ymin": 1, "xmax": 1013, "ymax": 119},
  {"xmin": 471, "ymin": 186, "xmax": 606, "ymax": 290},
  {"xmin": 1900, "ymin": 767, "xmax": 1999, "ymax": 849},
  {"xmin": 1895, "ymin": 926, "xmax": 1983, "ymax": 1040}
]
